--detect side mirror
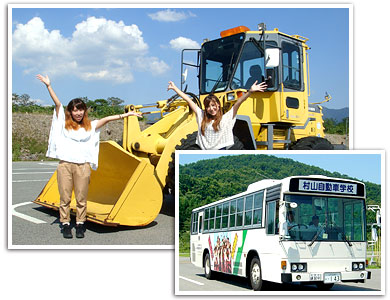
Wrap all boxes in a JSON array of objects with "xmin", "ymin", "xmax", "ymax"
[
  {"xmin": 265, "ymin": 48, "xmax": 280, "ymax": 68},
  {"xmin": 182, "ymin": 68, "xmax": 188, "ymax": 85}
]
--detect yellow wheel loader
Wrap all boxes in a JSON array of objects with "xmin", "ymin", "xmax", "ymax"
[{"xmin": 34, "ymin": 23, "xmax": 336, "ymax": 226}]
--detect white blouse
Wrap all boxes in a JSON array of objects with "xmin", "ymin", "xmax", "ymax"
[
  {"xmin": 46, "ymin": 105, "xmax": 101, "ymax": 170},
  {"xmin": 195, "ymin": 106, "xmax": 236, "ymax": 150}
]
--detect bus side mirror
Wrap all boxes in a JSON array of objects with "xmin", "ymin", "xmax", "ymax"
[{"xmin": 265, "ymin": 48, "xmax": 280, "ymax": 68}]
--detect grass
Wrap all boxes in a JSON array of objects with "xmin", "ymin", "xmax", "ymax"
[{"xmin": 12, "ymin": 133, "xmax": 48, "ymax": 161}]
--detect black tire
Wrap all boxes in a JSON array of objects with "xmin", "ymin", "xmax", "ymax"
[
  {"xmin": 175, "ymin": 131, "xmax": 201, "ymax": 150},
  {"xmin": 204, "ymin": 252, "xmax": 214, "ymax": 280},
  {"xmin": 174, "ymin": 131, "xmax": 245, "ymax": 150},
  {"xmin": 249, "ymin": 257, "xmax": 263, "ymax": 291},
  {"xmin": 289, "ymin": 136, "xmax": 334, "ymax": 150},
  {"xmin": 228, "ymin": 135, "xmax": 245, "ymax": 150},
  {"xmin": 315, "ymin": 282, "xmax": 335, "ymax": 290}
]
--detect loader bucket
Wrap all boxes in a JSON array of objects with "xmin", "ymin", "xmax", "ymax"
[{"xmin": 34, "ymin": 141, "xmax": 163, "ymax": 226}]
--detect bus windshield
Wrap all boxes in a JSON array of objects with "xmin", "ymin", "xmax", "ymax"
[
  {"xmin": 200, "ymin": 33, "xmax": 245, "ymax": 94},
  {"xmin": 282, "ymin": 194, "xmax": 366, "ymax": 242}
]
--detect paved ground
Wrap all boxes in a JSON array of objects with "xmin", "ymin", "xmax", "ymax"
[
  {"xmin": 11, "ymin": 161, "xmax": 174, "ymax": 248},
  {"xmin": 177, "ymin": 256, "xmax": 382, "ymax": 293}
]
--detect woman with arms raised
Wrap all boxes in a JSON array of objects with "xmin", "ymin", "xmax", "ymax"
[{"xmin": 37, "ymin": 74, "xmax": 141, "ymax": 239}]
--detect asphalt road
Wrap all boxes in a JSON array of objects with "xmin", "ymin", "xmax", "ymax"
[
  {"xmin": 178, "ymin": 256, "xmax": 382, "ymax": 293},
  {"xmin": 11, "ymin": 161, "xmax": 174, "ymax": 248}
]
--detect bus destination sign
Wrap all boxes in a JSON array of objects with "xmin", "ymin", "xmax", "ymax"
[{"xmin": 298, "ymin": 179, "xmax": 357, "ymax": 195}]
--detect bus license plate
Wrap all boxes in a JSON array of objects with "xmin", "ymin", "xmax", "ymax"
[
  {"xmin": 309, "ymin": 273, "xmax": 322, "ymax": 281},
  {"xmin": 324, "ymin": 273, "xmax": 341, "ymax": 283}
]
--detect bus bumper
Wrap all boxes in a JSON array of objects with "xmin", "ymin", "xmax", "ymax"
[{"xmin": 282, "ymin": 270, "xmax": 371, "ymax": 283}]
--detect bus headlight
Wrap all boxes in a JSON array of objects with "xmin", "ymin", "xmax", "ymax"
[
  {"xmin": 352, "ymin": 262, "xmax": 365, "ymax": 271},
  {"xmin": 291, "ymin": 263, "xmax": 307, "ymax": 272},
  {"xmin": 292, "ymin": 264, "xmax": 297, "ymax": 271}
]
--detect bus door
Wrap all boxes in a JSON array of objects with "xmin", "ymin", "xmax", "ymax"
[
  {"xmin": 263, "ymin": 186, "xmax": 282, "ymax": 283},
  {"xmin": 190, "ymin": 210, "xmax": 204, "ymax": 266}
]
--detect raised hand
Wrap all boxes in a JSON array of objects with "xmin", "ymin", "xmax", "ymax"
[
  {"xmin": 36, "ymin": 74, "xmax": 51, "ymax": 87},
  {"xmin": 167, "ymin": 81, "xmax": 177, "ymax": 91},
  {"xmin": 249, "ymin": 80, "xmax": 267, "ymax": 93}
]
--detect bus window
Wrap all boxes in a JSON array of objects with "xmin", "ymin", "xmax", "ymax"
[
  {"xmin": 204, "ymin": 208, "xmax": 209, "ymax": 232},
  {"xmin": 237, "ymin": 198, "xmax": 244, "ymax": 227},
  {"xmin": 216, "ymin": 205, "xmax": 222, "ymax": 230},
  {"xmin": 191, "ymin": 212, "xmax": 198, "ymax": 234},
  {"xmin": 253, "ymin": 191, "xmax": 264, "ymax": 226},
  {"xmin": 244, "ymin": 195, "xmax": 254, "ymax": 226},
  {"xmin": 266, "ymin": 201, "xmax": 276, "ymax": 234},
  {"xmin": 222, "ymin": 202, "xmax": 229, "ymax": 229},
  {"xmin": 209, "ymin": 207, "xmax": 215, "ymax": 231},
  {"xmin": 199, "ymin": 215, "xmax": 203, "ymax": 233},
  {"xmin": 353, "ymin": 202, "xmax": 364, "ymax": 240},
  {"xmin": 344, "ymin": 201, "xmax": 365, "ymax": 240},
  {"xmin": 229, "ymin": 199, "xmax": 237, "ymax": 228}
]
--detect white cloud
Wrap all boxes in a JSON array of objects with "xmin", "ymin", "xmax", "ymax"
[
  {"xmin": 148, "ymin": 9, "xmax": 196, "ymax": 22},
  {"xmin": 12, "ymin": 16, "xmax": 170, "ymax": 83},
  {"xmin": 134, "ymin": 57, "xmax": 170, "ymax": 75},
  {"xmin": 169, "ymin": 37, "xmax": 200, "ymax": 51}
]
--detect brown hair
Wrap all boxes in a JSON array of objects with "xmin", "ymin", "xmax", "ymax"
[
  {"xmin": 201, "ymin": 94, "xmax": 222, "ymax": 136},
  {"xmin": 65, "ymin": 98, "xmax": 91, "ymax": 131}
]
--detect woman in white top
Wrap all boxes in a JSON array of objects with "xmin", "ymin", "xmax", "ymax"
[
  {"xmin": 37, "ymin": 74, "xmax": 141, "ymax": 239},
  {"xmin": 167, "ymin": 80, "xmax": 267, "ymax": 150}
]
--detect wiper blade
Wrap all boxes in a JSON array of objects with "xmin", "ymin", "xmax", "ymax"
[
  {"xmin": 308, "ymin": 226, "xmax": 324, "ymax": 247},
  {"xmin": 341, "ymin": 232, "xmax": 352, "ymax": 247}
]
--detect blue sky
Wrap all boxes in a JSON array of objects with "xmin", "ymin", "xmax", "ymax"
[
  {"xmin": 178, "ymin": 152, "xmax": 382, "ymax": 184},
  {"xmin": 11, "ymin": 5, "xmax": 349, "ymax": 109}
]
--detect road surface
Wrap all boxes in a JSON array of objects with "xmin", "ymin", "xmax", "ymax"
[
  {"xmin": 11, "ymin": 161, "xmax": 174, "ymax": 248},
  {"xmin": 177, "ymin": 256, "xmax": 382, "ymax": 293}
]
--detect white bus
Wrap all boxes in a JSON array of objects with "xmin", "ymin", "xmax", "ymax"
[{"xmin": 190, "ymin": 175, "xmax": 371, "ymax": 290}]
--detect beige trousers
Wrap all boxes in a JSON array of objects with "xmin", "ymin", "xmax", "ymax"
[{"xmin": 57, "ymin": 161, "xmax": 91, "ymax": 223}]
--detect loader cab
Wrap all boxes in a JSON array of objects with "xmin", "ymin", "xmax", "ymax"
[{"xmin": 199, "ymin": 26, "xmax": 307, "ymax": 96}]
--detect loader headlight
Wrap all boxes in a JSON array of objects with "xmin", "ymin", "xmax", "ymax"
[{"xmin": 227, "ymin": 92, "xmax": 235, "ymax": 101}]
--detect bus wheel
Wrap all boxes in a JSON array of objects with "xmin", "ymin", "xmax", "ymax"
[
  {"xmin": 249, "ymin": 257, "xmax": 263, "ymax": 291},
  {"xmin": 315, "ymin": 282, "xmax": 335, "ymax": 290},
  {"xmin": 204, "ymin": 253, "xmax": 214, "ymax": 280}
]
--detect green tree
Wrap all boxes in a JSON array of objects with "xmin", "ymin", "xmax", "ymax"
[{"xmin": 107, "ymin": 97, "xmax": 124, "ymax": 107}]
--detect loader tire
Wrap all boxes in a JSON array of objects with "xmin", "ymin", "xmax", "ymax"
[
  {"xmin": 174, "ymin": 131, "xmax": 245, "ymax": 150},
  {"xmin": 289, "ymin": 136, "xmax": 334, "ymax": 150}
]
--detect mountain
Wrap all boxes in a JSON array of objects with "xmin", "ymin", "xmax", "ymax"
[{"xmin": 322, "ymin": 106, "xmax": 349, "ymax": 123}]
